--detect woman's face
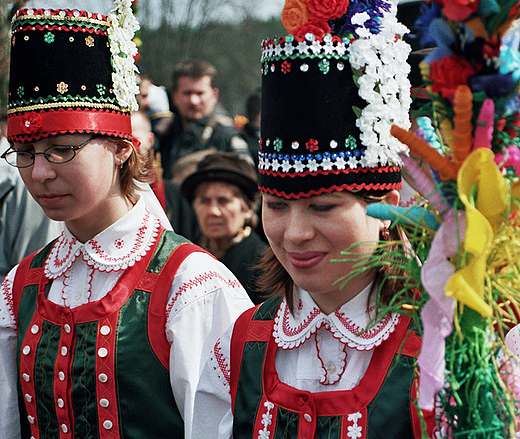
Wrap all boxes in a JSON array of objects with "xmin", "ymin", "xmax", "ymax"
[
  {"xmin": 15, "ymin": 134, "xmax": 132, "ymax": 242},
  {"xmin": 192, "ymin": 181, "xmax": 252, "ymax": 250},
  {"xmin": 262, "ymin": 190, "xmax": 398, "ymax": 313}
]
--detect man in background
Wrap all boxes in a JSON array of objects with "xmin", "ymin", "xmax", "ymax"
[{"xmin": 156, "ymin": 59, "xmax": 252, "ymax": 179}]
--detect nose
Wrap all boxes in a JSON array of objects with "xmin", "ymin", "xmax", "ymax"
[
  {"xmin": 189, "ymin": 93, "xmax": 201, "ymax": 106},
  {"xmin": 284, "ymin": 210, "xmax": 315, "ymax": 244},
  {"xmin": 206, "ymin": 200, "xmax": 222, "ymax": 216},
  {"xmin": 30, "ymin": 154, "xmax": 57, "ymax": 182}
]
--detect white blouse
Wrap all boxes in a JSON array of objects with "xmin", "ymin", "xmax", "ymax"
[
  {"xmin": 0, "ymin": 198, "xmax": 254, "ymax": 439},
  {"xmin": 191, "ymin": 285, "xmax": 400, "ymax": 439}
]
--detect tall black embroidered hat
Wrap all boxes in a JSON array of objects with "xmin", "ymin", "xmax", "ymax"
[
  {"xmin": 8, "ymin": 2, "xmax": 140, "ymax": 144},
  {"xmin": 259, "ymin": 0, "xmax": 412, "ymax": 199}
]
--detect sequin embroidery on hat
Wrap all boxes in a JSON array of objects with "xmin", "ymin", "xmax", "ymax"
[
  {"xmin": 85, "ymin": 35, "xmax": 95, "ymax": 47},
  {"xmin": 57, "ymin": 82, "xmax": 68, "ymax": 94},
  {"xmin": 318, "ymin": 58, "xmax": 330, "ymax": 74},
  {"xmin": 305, "ymin": 139, "xmax": 319, "ymax": 152},
  {"xmin": 43, "ymin": 32, "xmax": 54, "ymax": 44}
]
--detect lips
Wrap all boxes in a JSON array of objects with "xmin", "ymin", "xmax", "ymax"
[
  {"xmin": 287, "ymin": 251, "xmax": 326, "ymax": 269},
  {"xmin": 38, "ymin": 193, "xmax": 67, "ymax": 206}
]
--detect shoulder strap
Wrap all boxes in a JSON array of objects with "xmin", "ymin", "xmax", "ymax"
[
  {"xmin": 229, "ymin": 304, "xmax": 260, "ymax": 411},
  {"xmin": 12, "ymin": 252, "xmax": 36, "ymax": 328},
  {"xmin": 229, "ymin": 295, "xmax": 283, "ymax": 410},
  {"xmin": 12, "ymin": 239, "xmax": 56, "ymax": 326},
  {"xmin": 146, "ymin": 233, "xmax": 213, "ymax": 369}
]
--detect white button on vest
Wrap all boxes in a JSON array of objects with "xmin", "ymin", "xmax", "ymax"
[
  {"xmin": 31, "ymin": 325, "xmax": 39, "ymax": 334},
  {"xmin": 99, "ymin": 373, "xmax": 108, "ymax": 383},
  {"xmin": 57, "ymin": 398, "xmax": 65, "ymax": 408},
  {"xmin": 61, "ymin": 424, "xmax": 68, "ymax": 433},
  {"xmin": 61, "ymin": 346, "xmax": 68, "ymax": 356},
  {"xmin": 23, "ymin": 346, "xmax": 31, "ymax": 355},
  {"xmin": 100, "ymin": 398, "xmax": 110, "ymax": 408},
  {"xmin": 303, "ymin": 413, "xmax": 312, "ymax": 423},
  {"xmin": 27, "ymin": 416, "xmax": 35, "ymax": 424},
  {"xmin": 64, "ymin": 324, "xmax": 71, "ymax": 333},
  {"xmin": 23, "ymin": 373, "xmax": 30, "ymax": 382},
  {"xmin": 25, "ymin": 394, "xmax": 32, "ymax": 402},
  {"xmin": 100, "ymin": 325, "xmax": 110, "ymax": 336},
  {"xmin": 98, "ymin": 347, "xmax": 108, "ymax": 358},
  {"xmin": 103, "ymin": 420, "xmax": 113, "ymax": 429},
  {"xmin": 58, "ymin": 371, "xmax": 65, "ymax": 381}
]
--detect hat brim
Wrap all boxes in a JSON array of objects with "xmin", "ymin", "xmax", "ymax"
[{"xmin": 181, "ymin": 169, "xmax": 259, "ymax": 204}]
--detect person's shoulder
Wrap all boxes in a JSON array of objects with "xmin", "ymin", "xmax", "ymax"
[
  {"xmin": 173, "ymin": 250, "xmax": 248, "ymax": 295},
  {"xmin": 0, "ymin": 158, "xmax": 18, "ymax": 198},
  {"xmin": 167, "ymin": 250, "xmax": 252, "ymax": 315}
]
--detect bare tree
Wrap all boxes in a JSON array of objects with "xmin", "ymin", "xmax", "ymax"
[{"xmin": 1, "ymin": 1, "xmax": 30, "ymax": 110}]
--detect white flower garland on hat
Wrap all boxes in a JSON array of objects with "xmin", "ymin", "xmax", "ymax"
[
  {"xmin": 347, "ymin": 1, "xmax": 411, "ymax": 168},
  {"xmin": 107, "ymin": 0, "xmax": 140, "ymax": 112}
]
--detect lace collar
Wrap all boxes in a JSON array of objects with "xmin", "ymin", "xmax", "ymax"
[
  {"xmin": 273, "ymin": 285, "xmax": 400, "ymax": 351},
  {"xmin": 45, "ymin": 198, "xmax": 160, "ymax": 279}
]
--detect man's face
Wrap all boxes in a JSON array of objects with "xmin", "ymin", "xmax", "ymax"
[{"xmin": 172, "ymin": 75, "xmax": 219, "ymax": 123}]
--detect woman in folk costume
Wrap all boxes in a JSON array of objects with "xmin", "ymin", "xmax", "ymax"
[
  {"xmin": 0, "ymin": 3, "xmax": 253, "ymax": 439},
  {"xmin": 191, "ymin": 0, "xmax": 437, "ymax": 438}
]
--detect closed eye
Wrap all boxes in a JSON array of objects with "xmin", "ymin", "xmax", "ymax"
[{"xmin": 310, "ymin": 203, "xmax": 336, "ymax": 212}]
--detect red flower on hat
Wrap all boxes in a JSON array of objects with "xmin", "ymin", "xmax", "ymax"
[
  {"xmin": 294, "ymin": 20, "xmax": 332, "ymax": 38},
  {"xmin": 306, "ymin": 138, "xmax": 319, "ymax": 152},
  {"xmin": 433, "ymin": 0, "xmax": 479, "ymax": 21},
  {"xmin": 308, "ymin": 0, "xmax": 349, "ymax": 21},
  {"xmin": 429, "ymin": 55, "xmax": 476, "ymax": 100},
  {"xmin": 21, "ymin": 112, "xmax": 42, "ymax": 134}
]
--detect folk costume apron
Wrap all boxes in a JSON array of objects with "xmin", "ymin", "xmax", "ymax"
[
  {"xmin": 230, "ymin": 296, "xmax": 435, "ymax": 439},
  {"xmin": 12, "ymin": 229, "xmax": 199, "ymax": 439}
]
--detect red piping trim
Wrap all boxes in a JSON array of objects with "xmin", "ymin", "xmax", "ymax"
[
  {"xmin": 258, "ymin": 182, "xmax": 403, "ymax": 199},
  {"xmin": 15, "ymin": 24, "xmax": 107, "ymax": 34},
  {"xmin": 259, "ymin": 165, "xmax": 401, "ymax": 178}
]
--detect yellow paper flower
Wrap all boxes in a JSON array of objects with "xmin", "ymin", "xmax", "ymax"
[{"xmin": 444, "ymin": 148, "xmax": 508, "ymax": 317}]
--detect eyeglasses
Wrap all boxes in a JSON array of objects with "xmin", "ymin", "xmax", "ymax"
[{"xmin": 1, "ymin": 136, "xmax": 96, "ymax": 168}]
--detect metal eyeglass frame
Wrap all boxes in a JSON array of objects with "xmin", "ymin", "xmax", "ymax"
[{"xmin": 1, "ymin": 136, "xmax": 96, "ymax": 168}]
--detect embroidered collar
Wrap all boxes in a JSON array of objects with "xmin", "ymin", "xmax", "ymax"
[
  {"xmin": 45, "ymin": 198, "xmax": 160, "ymax": 278},
  {"xmin": 273, "ymin": 285, "xmax": 400, "ymax": 351}
]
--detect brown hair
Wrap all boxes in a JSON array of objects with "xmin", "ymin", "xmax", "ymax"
[
  {"xmin": 257, "ymin": 189, "xmax": 408, "ymax": 313},
  {"xmin": 171, "ymin": 59, "xmax": 217, "ymax": 92},
  {"xmin": 102, "ymin": 136, "xmax": 154, "ymax": 205}
]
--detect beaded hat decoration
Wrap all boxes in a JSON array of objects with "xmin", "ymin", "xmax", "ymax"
[
  {"xmin": 258, "ymin": 0, "xmax": 412, "ymax": 199},
  {"xmin": 7, "ymin": 0, "xmax": 140, "ymax": 144}
]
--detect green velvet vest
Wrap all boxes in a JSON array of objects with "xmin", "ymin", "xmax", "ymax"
[
  {"xmin": 230, "ymin": 296, "xmax": 435, "ymax": 439},
  {"xmin": 13, "ymin": 229, "xmax": 198, "ymax": 439}
]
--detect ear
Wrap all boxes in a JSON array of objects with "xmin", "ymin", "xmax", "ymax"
[
  {"xmin": 115, "ymin": 140, "xmax": 133, "ymax": 166},
  {"xmin": 378, "ymin": 190, "xmax": 399, "ymax": 233},
  {"xmin": 383, "ymin": 189, "xmax": 400, "ymax": 207}
]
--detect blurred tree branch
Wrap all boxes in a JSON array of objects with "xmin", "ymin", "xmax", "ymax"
[{"xmin": 1, "ymin": 1, "xmax": 28, "ymax": 110}]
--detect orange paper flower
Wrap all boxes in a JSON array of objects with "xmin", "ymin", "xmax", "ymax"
[{"xmin": 282, "ymin": 0, "xmax": 310, "ymax": 35}]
